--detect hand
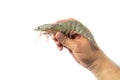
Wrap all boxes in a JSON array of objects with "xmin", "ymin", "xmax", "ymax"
[
  {"xmin": 52, "ymin": 32, "xmax": 99, "ymax": 68},
  {"xmin": 52, "ymin": 18, "xmax": 120, "ymax": 80}
]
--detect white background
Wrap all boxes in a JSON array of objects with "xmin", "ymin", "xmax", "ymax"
[{"xmin": 0, "ymin": 0, "xmax": 120, "ymax": 80}]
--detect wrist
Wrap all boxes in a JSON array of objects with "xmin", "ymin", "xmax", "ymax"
[{"xmin": 88, "ymin": 49, "xmax": 120, "ymax": 80}]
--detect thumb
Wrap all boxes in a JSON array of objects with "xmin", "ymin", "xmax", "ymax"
[{"xmin": 55, "ymin": 32, "xmax": 74, "ymax": 50}]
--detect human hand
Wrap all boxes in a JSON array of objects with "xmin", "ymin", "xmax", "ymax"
[
  {"xmin": 53, "ymin": 31, "xmax": 100, "ymax": 68},
  {"xmin": 52, "ymin": 18, "xmax": 120, "ymax": 80},
  {"xmin": 52, "ymin": 18, "xmax": 100, "ymax": 68}
]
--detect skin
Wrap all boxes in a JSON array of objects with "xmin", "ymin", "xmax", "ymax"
[{"xmin": 52, "ymin": 18, "xmax": 120, "ymax": 80}]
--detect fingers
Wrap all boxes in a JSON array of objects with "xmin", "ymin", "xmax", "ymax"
[
  {"xmin": 52, "ymin": 35, "xmax": 63, "ymax": 50},
  {"xmin": 55, "ymin": 32, "xmax": 74, "ymax": 50},
  {"xmin": 56, "ymin": 18, "xmax": 76, "ymax": 23}
]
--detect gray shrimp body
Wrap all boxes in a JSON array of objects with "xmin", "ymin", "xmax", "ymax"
[{"xmin": 34, "ymin": 20, "xmax": 98, "ymax": 50}]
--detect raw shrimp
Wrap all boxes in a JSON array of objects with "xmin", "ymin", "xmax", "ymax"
[{"xmin": 34, "ymin": 19, "xmax": 98, "ymax": 50}]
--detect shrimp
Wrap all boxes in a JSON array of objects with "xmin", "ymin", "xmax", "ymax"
[{"xmin": 34, "ymin": 18, "xmax": 98, "ymax": 50}]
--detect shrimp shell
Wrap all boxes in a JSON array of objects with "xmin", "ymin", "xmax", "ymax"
[{"xmin": 34, "ymin": 19, "xmax": 98, "ymax": 50}]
